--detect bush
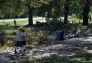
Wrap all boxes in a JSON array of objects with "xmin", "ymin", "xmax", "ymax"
[
  {"xmin": 31, "ymin": 31, "xmax": 52, "ymax": 47},
  {"xmin": 33, "ymin": 31, "xmax": 47, "ymax": 46}
]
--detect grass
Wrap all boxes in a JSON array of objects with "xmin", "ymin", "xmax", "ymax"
[
  {"xmin": 0, "ymin": 20, "xmax": 28, "ymax": 34},
  {"xmin": 0, "ymin": 20, "xmax": 28, "ymax": 26}
]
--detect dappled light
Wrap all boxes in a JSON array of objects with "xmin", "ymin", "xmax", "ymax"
[{"xmin": 1, "ymin": 0, "xmax": 92, "ymax": 63}]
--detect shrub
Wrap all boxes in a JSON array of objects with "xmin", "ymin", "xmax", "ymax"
[
  {"xmin": 31, "ymin": 31, "xmax": 53, "ymax": 47},
  {"xmin": 34, "ymin": 31, "xmax": 47, "ymax": 46}
]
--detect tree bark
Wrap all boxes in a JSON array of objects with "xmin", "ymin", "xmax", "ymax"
[
  {"xmin": 64, "ymin": 0, "xmax": 70, "ymax": 24},
  {"xmin": 28, "ymin": 7, "xmax": 33, "ymax": 26},
  {"xmin": 83, "ymin": 0, "xmax": 90, "ymax": 25}
]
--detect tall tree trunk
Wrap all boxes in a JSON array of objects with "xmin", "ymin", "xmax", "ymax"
[
  {"xmin": 28, "ymin": 7, "xmax": 33, "ymax": 26},
  {"xmin": 83, "ymin": 0, "xmax": 90, "ymax": 25},
  {"xmin": 64, "ymin": 0, "xmax": 70, "ymax": 24}
]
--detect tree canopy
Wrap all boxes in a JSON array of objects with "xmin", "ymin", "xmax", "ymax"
[{"xmin": 0, "ymin": 0, "xmax": 92, "ymax": 25}]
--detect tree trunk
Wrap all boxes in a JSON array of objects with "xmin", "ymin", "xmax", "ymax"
[
  {"xmin": 83, "ymin": 0, "xmax": 90, "ymax": 25},
  {"xmin": 64, "ymin": 0, "xmax": 70, "ymax": 24},
  {"xmin": 64, "ymin": 9, "xmax": 69, "ymax": 24},
  {"xmin": 28, "ymin": 7, "xmax": 33, "ymax": 26}
]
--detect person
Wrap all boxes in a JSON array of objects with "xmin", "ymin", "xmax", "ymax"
[
  {"xmin": 15, "ymin": 28, "xmax": 26, "ymax": 53},
  {"xmin": 55, "ymin": 30, "xmax": 64, "ymax": 41}
]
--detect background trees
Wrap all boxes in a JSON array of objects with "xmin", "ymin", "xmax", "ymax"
[
  {"xmin": 0, "ymin": 0, "xmax": 92, "ymax": 25},
  {"xmin": 23, "ymin": 0, "xmax": 52, "ymax": 26}
]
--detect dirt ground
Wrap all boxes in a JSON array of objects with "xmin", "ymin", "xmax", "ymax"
[{"xmin": 0, "ymin": 37, "xmax": 92, "ymax": 63}]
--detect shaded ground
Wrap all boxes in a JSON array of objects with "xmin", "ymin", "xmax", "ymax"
[{"xmin": 0, "ymin": 37, "xmax": 92, "ymax": 63}]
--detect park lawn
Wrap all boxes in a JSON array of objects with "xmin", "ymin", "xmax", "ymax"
[
  {"xmin": 0, "ymin": 20, "xmax": 28, "ymax": 34},
  {"xmin": 68, "ymin": 16, "xmax": 83, "ymax": 23},
  {"xmin": 0, "ymin": 20, "xmax": 28, "ymax": 26}
]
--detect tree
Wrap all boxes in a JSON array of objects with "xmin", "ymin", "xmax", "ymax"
[
  {"xmin": 83, "ymin": 0, "xmax": 90, "ymax": 25},
  {"xmin": 0, "ymin": 0, "xmax": 9, "ymax": 18},
  {"xmin": 70, "ymin": 0, "xmax": 83, "ymax": 23},
  {"xmin": 51, "ymin": 0, "xmax": 61, "ymax": 20},
  {"xmin": 24, "ymin": 0, "xmax": 52, "ymax": 26},
  {"xmin": 63, "ymin": 0, "xmax": 70, "ymax": 24},
  {"xmin": 0, "ymin": 0, "xmax": 25, "ymax": 19},
  {"xmin": 40, "ymin": 0, "xmax": 62, "ymax": 22},
  {"xmin": 23, "ymin": 0, "xmax": 33, "ymax": 26}
]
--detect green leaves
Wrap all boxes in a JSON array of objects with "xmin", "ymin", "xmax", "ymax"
[
  {"xmin": 23, "ymin": 0, "xmax": 52, "ymax": 8},
  {"xmin": 70, "ymin": 0, "xmax": 84, "ymax": 19}
]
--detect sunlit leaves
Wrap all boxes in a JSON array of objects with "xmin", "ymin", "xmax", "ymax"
[
  {"xmin": 23, "ymin": 0, "xmax": 52, "ymax": 8},
  {"xmin": 40, "ymin": 0, "xmax": 52, "ymax": 4},
  {"xmin": 32, "ymin": 0, "xmax": 52, "ymax": 8},
  {"xmin": 31, "ymin": 0, "xmax": 42, "ymax": 8},
  {"xmin": 70, "ymin": 0, "xmax": 84, "ymax": 18}
]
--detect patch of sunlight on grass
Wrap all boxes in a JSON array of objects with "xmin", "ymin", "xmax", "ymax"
[
  {"xmin": 0, "ymin": 20, "xmax": 28, "ymax": 26},
  {"xmin": 68, "ymin": 16, "xmax": 83, "ymax": 23},
  {"xmin": 0, "ymin": 45, "xmax": 11, "ymax": 52},
  {"xmin": 16, "ymin": 21, "xmax": 28, "ymax": 26},
  {"xmin": 5, "ymin": 30, "xmax": 17, "ymax": 34}
]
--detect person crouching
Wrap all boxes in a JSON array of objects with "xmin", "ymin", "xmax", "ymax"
[{"xmin": 15, "ymin": 28, "xmax": 26, "ymax": 54}]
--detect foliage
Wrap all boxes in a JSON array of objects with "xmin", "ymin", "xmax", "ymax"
[
  {"xmin": 70, "ymin": 0, "xmax": 84, "ymax": 19},
  {"xmin": 43, "ymin": 20, "xmax": 64, "ymax": 31},
  {"xmin": 35, "ymin": 31, "xmax": 47, "ymax": 45},
  {"xmin": 10, "ymin": 0, "xmax": 26, "ymax": 18},
  {"xmin": 23, "ymin": 0, "xmax": 52, "ymax": 8},
  {"xmin": 30, "ymin": 31, "xmax": 51, "ymax": 47},
  {"xmin": 0, "ymin": 0, "xmax": 26, "ymax": 18}
]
